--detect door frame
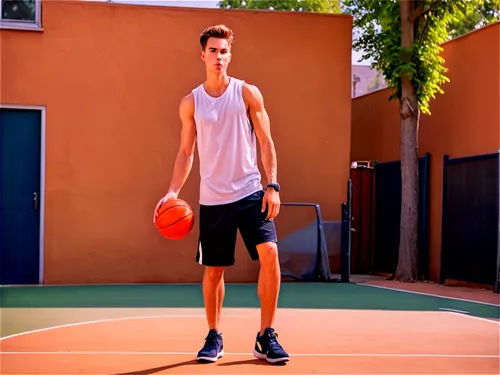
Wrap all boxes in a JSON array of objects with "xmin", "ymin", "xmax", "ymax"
[{"xmin": 0, "ymin": 104, "xmax": 46, "ymax": 284}]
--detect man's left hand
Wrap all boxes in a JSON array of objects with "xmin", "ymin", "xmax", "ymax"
[{"xmin": 262, "ymin": 188, "xmax": 281, "ymax": 220}]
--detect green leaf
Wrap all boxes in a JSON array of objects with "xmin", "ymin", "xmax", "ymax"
[
  {"xmin": 218, "ymin": 0, "xmax": 342, "ymax": 13},
  {"xmin": 343, "ymin": 0, "xmax": 493, "ymax": 114}
]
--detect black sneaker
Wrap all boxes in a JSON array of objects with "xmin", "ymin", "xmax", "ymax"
[
  {"xmin": 253, "ymin": 328, "xmax": 290, "ymax": 364},
  {"xmin": 197, "ymin": 329, "xmax": 224, "ymax": 362}
]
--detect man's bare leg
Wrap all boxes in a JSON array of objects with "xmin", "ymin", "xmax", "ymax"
[
  {"xmin": 203, "ymin": 266, "xmax": 225, "ymax": 332},
  {"xmin": 197, "ymin": 266, "xmax": 225, "ymax": 362},
  {"xmin": 256, "ymin": 242, "xmax": 280, "ymax": 335},
  {"xmin": 253, "ymin": 241, "xmax": 289, "ymax": 363}
]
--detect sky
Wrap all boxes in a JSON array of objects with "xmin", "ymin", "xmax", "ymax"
[{"xmin": 100, "ymin": 0, "xmax": 369, "ymax": 65}]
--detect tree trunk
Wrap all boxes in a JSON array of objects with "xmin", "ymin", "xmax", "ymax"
[{"xmin": 395, "ymin": 0, "xmax": 420, "ymax": 282}]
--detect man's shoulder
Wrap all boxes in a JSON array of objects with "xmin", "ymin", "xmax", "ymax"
[
  {"xmin": 179, "ymin": 92, "xmax": 195, "ymax": 115},
  {"xmin": 238, "ymin": 78, "xmax": 258, "ymax": 91},
  {"xmin": 241, "ymin": 80, "xmax": 264, "ymax": 104},
  {"xmin": 180, "ymin": 92, "xmax": 195, "ymax": 104}
]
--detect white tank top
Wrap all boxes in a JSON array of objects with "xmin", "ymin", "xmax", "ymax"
[{"xmin": 192, "ymin": 77, "xmax": 263, "ymax": 205}]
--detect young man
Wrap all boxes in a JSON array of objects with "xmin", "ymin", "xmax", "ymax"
[{"xmin": 153, "ymin": 25, "xmax": 289, "ymax": 364}]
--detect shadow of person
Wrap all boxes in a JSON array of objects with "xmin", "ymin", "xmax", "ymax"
[
  {"xmin": 110, "ymin": 359, "xmax": 203, "ymax": 375},
  {"xmin": 218, "ymin": 358, "xmax": 287, "ymax": 367}
]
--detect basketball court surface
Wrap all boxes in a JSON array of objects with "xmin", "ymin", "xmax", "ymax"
[{"xmin": 1, "ymin": 281, "xmax": 499, "ymax": 374}]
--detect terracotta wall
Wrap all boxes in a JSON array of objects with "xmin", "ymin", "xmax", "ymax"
[
  {"xmin": 351, "ymin": 22, "xmax": 500, "ymax": 282},
  {"xmin": 1, "ymin": 1, "xmax": 353, "ymax": 283}
]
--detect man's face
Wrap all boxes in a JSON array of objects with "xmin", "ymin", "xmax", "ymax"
[{"xmin": 201, "ymin": 37, "xmax": 232, "ymax": 74}]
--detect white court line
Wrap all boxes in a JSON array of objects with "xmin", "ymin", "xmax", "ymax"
[
  {"xmin": 439, "ymin": 307, "xmax": 470, "ymax": 314},
  {"xmin": 1, "ymin": 351, "xmax": 498, "ymax": 358},
  {"xmin": 446, "ymin": 311, "xmax": 500, "ymax": 325},
  {"xmin": 357, "ymin": 283, "xmax": 500, "ymax": 307},
  {"xmin": 0, "ymin": 312, "xmax": 249, "ymax": 342},
  {"xmin": 0, "ymin": 314, "xmax": 207, "ymax": 341}
]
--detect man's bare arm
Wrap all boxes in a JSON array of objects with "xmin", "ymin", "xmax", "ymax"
[
  {"xmin": 167, "ymin": 93, "xmax": 197, "ymax": 196},
  {"xmin": 243, "ymin": 82, "xmax": 278, "ymax": 185},
  {"xmin": 154, "ymin": 94, "xmax": 196, "ymax": 222}
]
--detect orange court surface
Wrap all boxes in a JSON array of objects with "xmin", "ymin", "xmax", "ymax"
[
  {"xmin": 1, "ymin": 279, "xmax": 499, "ymax": 375},
  {"xmin": 1, "ymin": 1, "xmax": 499, "ymax": 375}
]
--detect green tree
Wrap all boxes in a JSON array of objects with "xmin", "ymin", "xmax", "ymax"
[
  {"xmin": 343, "ymin": 0, "xmax": 476, "ymax": 282},
  {"xmin": 218, "ymin": 0, "xmax": 342, "ymax": 13},
  {"xmin": 447, "ymin": 0, "xmax": 500, "ymax": 39}
]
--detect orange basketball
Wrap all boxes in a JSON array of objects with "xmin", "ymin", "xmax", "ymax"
[{"xmin": 155, "ymin": 199, "xmax": 194, "ymax": 240}]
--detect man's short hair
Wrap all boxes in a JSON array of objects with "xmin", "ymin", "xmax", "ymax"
[{"xmin": 200, "ymin": 24, "xmax": 234, "ymax": 50}]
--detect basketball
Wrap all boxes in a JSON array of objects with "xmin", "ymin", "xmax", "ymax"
[{"xmin": 155, "ymin": 199, "xmax": 194, "ymax": 240}]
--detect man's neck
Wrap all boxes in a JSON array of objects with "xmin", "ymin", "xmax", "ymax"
[{"xmin": 204, "ymin": 73, "xmax": 230, "ymax": 96}]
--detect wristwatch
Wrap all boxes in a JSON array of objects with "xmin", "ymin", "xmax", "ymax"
[{"xmin": 267, "ymin": 183, "xmax": 280, "ymax": 192}]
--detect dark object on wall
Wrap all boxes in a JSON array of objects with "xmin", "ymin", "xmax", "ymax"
[
  {"xmin": 371, "ymin": 153, "xmax": 430, "ymax": 279},
  {"xmin": 440, "ymin": 152, "xmax": 499, "ymax": 293},
  {"xmin": 350, "ymin": 164, "xmax": 376, "ymax": 274}
]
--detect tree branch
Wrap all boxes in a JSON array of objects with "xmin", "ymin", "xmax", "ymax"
[
  {"xmin": 414, "ymin": 2, "xmax": 438, "ymax": 22},
  {"xmin": 419, "ymin": 16, "xmax": 430, "ymax": 46}
]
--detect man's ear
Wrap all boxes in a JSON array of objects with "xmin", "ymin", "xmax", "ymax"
[{"xmin": 200, "ymin": 50, "xmax": 205, "ymax": 61}]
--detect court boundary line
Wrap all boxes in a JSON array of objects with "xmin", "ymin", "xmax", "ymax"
[
  {"xmin": 2, "ymin": 308, "xmax": 498, "ymax": 344},
  {"xmin": 357, "ymin": 283, "xmax": 500, "ymax": 307},
  {"xmin": 446, "ymin": 311, "xmax": 500, "ymax": 325},
  {"xmin": 1, "ymin": 351, "xmax": 499, "ymax": 358},
  {"xmin": 0, "ymin": 314, "xmax": 211, "ymax": 341},
  {"xmin": 439, "ymin": 307, "xmax": 470, "ymax": 314}
]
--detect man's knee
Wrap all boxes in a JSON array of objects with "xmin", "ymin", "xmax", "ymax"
[
  {"xmin": 204, "ymin": 266, "xmax": 225, "ymax": 282},
  {"xmin": 256, "ymin": 242, "xmax": 279, "ymax": 265}
]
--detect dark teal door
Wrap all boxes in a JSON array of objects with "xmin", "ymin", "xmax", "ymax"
[{"xmin": 0, "ymin": 108, "xmax": 42, "ymax": 284}]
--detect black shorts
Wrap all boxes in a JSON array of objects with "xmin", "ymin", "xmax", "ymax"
[{"xmin": 195, "ymin": 189, "xmax": 278, "ymax": 267}]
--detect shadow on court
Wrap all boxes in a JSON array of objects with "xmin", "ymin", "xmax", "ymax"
[
  {"xmin": 111, "ymin": 358, "xmax": 281, "ymax": 374},
  {"xmin": 218, "ymin": 358, "xmax": 287, "ymax": 366},
  {"xmin": 111, "ymin": 360, "xmax": 201, "ymax": 374}
]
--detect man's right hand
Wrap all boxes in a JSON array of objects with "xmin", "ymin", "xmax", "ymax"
[{"xmin": 153, "ymin": 191, "xmax": 178, "ymax": 223}]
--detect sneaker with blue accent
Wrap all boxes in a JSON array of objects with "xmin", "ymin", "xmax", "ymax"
[
  {"xmin": 197, "ymin": 329, "xmax": 224, "ymax": 362},
  {"xmin": 253, "ymin": 328, "xmax": 290, "ymax": 364}
]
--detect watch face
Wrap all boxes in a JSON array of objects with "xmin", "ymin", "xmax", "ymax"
[{"xmin": 268, "ymin": 184, "xmax": 280, "ymax": 191}]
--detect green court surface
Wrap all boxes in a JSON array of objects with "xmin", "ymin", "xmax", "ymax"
[
  {"xmin": 2, "ymin": 282, "xmax": 499, "ymax": 313},
  {"xmin": 1, "ymin": 282, "xmax": 499, "ymax": 338}
]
